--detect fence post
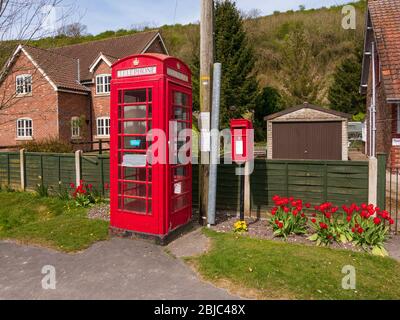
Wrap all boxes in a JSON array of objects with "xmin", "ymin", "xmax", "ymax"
[
  {"xmin": 20, "ymin": 149, "xmax": 25, "ymax": 191},
  {"xmin": 7, "ymin": 153, "xmax": 10, "ymax": 186},
  {"xmin": 75, "ymin": 150, "xmax": 82, "ymax": 187},
  {"xmin": 368, "ymin": 157, "xmax": 378, "ymax": 206},
  {"xmin": 377, "ymin": 153, "xmax": 387, "ymax": 210}
]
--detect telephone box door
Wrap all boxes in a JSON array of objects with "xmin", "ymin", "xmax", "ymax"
[
  {"xmin": 168, "ymin": 83, "xmax": 192, "ymax": 231},
  {"xmin": 111, "ymin": 81, "xmax": 163, "ymax": 235}
]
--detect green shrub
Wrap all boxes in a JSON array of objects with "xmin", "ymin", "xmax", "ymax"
[{"xmin": 22, "ymin": 137, "xmax": 73, "ymax": 153}]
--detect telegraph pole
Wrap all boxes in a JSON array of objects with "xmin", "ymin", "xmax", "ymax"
[{"xmin": 199, "ymin": 0, "xmax": 214, "ymax": 225}]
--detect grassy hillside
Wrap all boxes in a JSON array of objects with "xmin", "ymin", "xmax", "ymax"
[{"xmin": 0, "ymin": 1, "xmax": 366, "ymax": 105}]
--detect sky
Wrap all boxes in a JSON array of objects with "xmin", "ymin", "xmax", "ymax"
[{"xmin": 63, "ymin": 0, "xmax": 353, "ymax": 35}]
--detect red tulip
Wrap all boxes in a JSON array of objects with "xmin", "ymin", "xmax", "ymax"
[
  {"xmin": 283, "ymin": 207, "xmax": 290, "ymax": 213},
  {"xmin": 373, "ymin": 217, "xmax": 381, "ymax": 225},
  {"xmin": 325, "ymin": 212, "xmax": 332, "ymax": 219}
]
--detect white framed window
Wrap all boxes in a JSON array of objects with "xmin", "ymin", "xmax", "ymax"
[
  {"xmin": 97, "ymin": 117, "xmax": 110, "ymax": 137},
  {"xmin": 16, "ymin": 74, "xmax": 32, "ymax": 95},
  {"xmin": 71, "ymin": 117, "xmax": 81, "ymax": 138},
  {"xmin": 397, "ymin": 104, "xmax": 400, "ymax": 134},
  {"xmin": 96, "ymin": 74, "xmax": 111, "ymax": 95},
  {"xmin": 16, "ymin": 118, "xmax": 33, "ymax": 138}
]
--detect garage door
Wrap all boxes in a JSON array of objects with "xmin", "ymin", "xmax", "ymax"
[{"xmin": 272, "ymin": 121, "xmax": 342, "ymax": 160}]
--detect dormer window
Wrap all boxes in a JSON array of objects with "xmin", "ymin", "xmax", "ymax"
[
  {"xmin": 16, "ymin": 74, "xmax": 32, "ymax": 95},
  {"xmin": 96, "ymin": 74, "xmax": 111, "ymax": 95}
]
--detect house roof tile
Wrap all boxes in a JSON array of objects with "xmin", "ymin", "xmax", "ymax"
[
  {"xmin": 50, "ymin": 31, "xmax": 160, "ymax": 81},
  {"xmin": 22, "ymin": 45, "xmax": 89, "ymax": 93},
  {"xmin": 369, "ymin": 0, "xmax": 400, "ymax": 101},
  {"xmin": 5, "ymin": 30, "xmax": 164, "ymax": 94}
]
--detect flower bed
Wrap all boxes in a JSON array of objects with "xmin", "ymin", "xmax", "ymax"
[{"xmin": 232, "ymin": 196, "xmax": 395, "ymax": 257}]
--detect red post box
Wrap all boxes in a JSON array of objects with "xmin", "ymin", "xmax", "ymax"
[
  {"xmin": 230, "ymin": 119, "xmax": 253, "ymax": 163},
  {"xmin": 109, "ymin": 54, "xmax": 192, "ymax": 242}
]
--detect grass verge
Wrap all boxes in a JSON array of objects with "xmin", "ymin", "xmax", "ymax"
[
  {"xmin": 0, "ymin": 191, "xmax": 109, "ymax": 252},
  {"xmin": 190, "ymin": 229, "xmax": 400, "ymax": 300}
]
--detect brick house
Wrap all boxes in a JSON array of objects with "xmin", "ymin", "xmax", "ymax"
[
  {"xmin": 361, "ymin": 0, "xmax": 400, "ymax": 167},
  {"xmin": 0, "ymin": 30, "xmax": 168, "ymax": 148}
]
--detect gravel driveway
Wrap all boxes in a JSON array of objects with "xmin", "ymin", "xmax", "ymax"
[{"xmin": 0, "ymin": 238, "xmax": 238, "ymax": 300}]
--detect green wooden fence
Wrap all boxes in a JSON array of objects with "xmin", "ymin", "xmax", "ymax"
[
  {"xmin": 192, "ymin": 164, "xmax": 241, "ymax": 212},
  {"xmin": 251, "ymin": 159, "xmax": 369, "ymax": 213},
  {"xmin": 0, "ymin": 152, "xmax": 110, "ymax": 196},
  {"xmin": 0, "ymin": 152, "xmax": 370, "ymax": 214},
  {"xmin": 0, "ymin": 152, "xmax": 20, "ymax": 188}
]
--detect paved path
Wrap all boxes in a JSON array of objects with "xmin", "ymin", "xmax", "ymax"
[{"xmin": 0, "ymin": 238, "xmax": 238, "ymax": 300}]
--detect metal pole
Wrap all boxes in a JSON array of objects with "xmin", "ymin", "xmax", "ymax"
[
  {"xmin": 199, "ymin": 0, "xmax": 214, "ymax": 225},
  {"xmin": 207, "ymin": 63, "xmax": 221, "ymax": 226},
  {"xmin": 371, "ymin": 42, "xmax": 377, "ymax": 158}
]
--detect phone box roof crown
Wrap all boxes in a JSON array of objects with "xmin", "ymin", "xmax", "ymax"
[{"xmin": 111, "ymin": 53, "xmax": 191, "ymax": 84}]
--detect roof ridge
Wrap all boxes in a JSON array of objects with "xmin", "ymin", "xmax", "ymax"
[{"xmin": 51, "ymin": 29, "xmax": 159, "ymax": 51}]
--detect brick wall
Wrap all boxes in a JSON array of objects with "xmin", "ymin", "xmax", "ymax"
[
  {"xmin": 0, "ymin": 52, "xmax": 58, "ymax": 147},
  {"xmin": 365, "ymin": 55, "xmax": 396, "ymax": 166},
  {"xmin": 57, "ymin": 91, "xmax": 91, "ymax": 143},
  {"xmin": 390, "ymin": 104, "xmax": 400, "ymax": 168},
  {"xmin": 89, "ymin": 61, "xmax": 111, "ymax": 151}
]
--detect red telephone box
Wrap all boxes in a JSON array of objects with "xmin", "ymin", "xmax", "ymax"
[
  {"xmin": 110, "ymin": 54, "xmax": 192, "ymax": 241},
  {"xmin": 230, "ymin": 119, "xmax": 253, "ymax": 163}
]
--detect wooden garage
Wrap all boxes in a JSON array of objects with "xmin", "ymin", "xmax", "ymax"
[{"xmin": 265, "ymin": 103, "xmax": 351, "ymax": 161}]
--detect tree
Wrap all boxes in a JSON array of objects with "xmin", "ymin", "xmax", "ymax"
[
  {"xmin": 57, "ymin": 23, "xmax": 88, "ymax": 38},
  {"xmin": 278, "ymin": 23, "xmax": 323, "ymax": 106},
  {"xmin": 191, "ymin": 0, "xmax": 258, "ymax": 128},
  {"xmin": 214, "ymin": 0, "xmax": 259, "ymax": 128},
  {"xmin": 328, "ymin": 49, "xmax": 365, "ymax": 115},
  {"xmin": 0, "ymin": 0, "xmax": 78, "ymax": 113},
  {"xmin": 254, "ymin": 86, "xmax": 283, "ymax": 141}
]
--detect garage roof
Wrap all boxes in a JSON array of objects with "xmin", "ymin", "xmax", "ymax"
[{"xmin": 264, "ymin": 103, "xmax": 352, "ymax": 121}]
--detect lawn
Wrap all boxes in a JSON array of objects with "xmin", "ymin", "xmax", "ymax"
[
  {"xmin": 192, "ymin": 229, "xmax": 400, "ymax": 300},
  {"xmin": 0, "ymin": 191, "xmax": 109, "ymax": 252}
]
